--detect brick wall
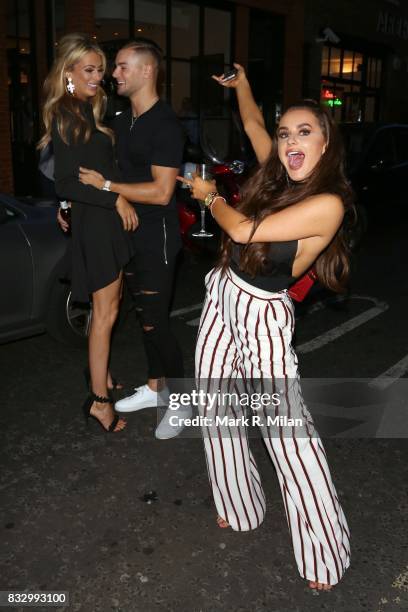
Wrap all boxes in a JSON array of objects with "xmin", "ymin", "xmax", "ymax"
[{"xmin": 0, "ymin": 3, "xmax": 13, "ymax": 193}]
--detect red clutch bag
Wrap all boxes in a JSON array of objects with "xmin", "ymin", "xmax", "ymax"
[{"xmin": 288, "ymin": 268, "xmax": 317, "ymax": 302}]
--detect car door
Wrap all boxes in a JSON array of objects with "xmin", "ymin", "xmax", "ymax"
[
  {"xmin": 0, "ymin": 200, "xmax": 33, "ymax": 330},
  {"xmin": 391, "ymin": 127, "xmax": 408, "ymax": 205},
  {"xmin": 360, "ymin": 127, "xmax": 396, "ymax": 206}
]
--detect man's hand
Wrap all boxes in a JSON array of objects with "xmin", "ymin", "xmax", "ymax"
[
  {"xmin": 212, "ymin": 63, "xmax": 247, "ymax": 89},
  {"xmin": 79, "ymin": 167, "xmax": 105, "ymax": 189},
  {"xmin": 176, "ymin": 175, "xmax": 216, "ymax": 201},
  {"xmin": 57, "ymin": 204, "xmax": 70, "ymax": 232},
  {"xmin": 115, "ymin": 195, "xmax": 139, "ymax": 231}
]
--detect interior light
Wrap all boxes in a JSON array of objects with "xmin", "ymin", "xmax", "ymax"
[{"xmin": 137, "ymin": 28, "xmax": 143, "ymax": 32}]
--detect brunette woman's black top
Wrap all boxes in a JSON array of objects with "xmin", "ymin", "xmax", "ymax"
[
  {"xmin": 52, "ymin": 101, "xmax": 133, "ymax": 302},
  {"xmin": 230, "ymin": 241, "xmax": 298, "ymax": 292}
]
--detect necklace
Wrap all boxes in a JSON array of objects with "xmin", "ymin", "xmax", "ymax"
[{"xmin": 130, "ymin": 114, "xmax": 138, "ymax": 131}]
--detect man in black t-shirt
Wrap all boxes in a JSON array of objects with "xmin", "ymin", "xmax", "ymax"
[{"xmin": 80, "ymin": 39, "xmax": 190, "ymax": 438}]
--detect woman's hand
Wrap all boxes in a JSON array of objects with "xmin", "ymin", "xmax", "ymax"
[
  {"xmin": 115, "ymin": 195, "xmax": 139, "ymax": 231},
  {"xmin": 176, "ymin": 175, "xmax": 216, "ymax": 201},
  {"xmin": 212, "ymin": 63, "xmax": 247, "ymax": 89},
  {"xmin": 79, "ymin": 167, "xmax": 105, "ymax": 190},
  {"xmin": 56, "ymin": 203, "xmax": 70, "ymax": 232}
]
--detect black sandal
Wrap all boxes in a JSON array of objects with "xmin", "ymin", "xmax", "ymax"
[
  {"xmin": 83, "ymin": 367, "xmax": 124, "ymax": 393},
  {"xmin": 82, "ymin": 392, "xmax": 124, "ymax": 433}
]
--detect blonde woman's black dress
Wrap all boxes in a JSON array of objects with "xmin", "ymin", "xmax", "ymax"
[{"xmin": 52, "ymin": 102, "xmax": 133, "ymax": 302}]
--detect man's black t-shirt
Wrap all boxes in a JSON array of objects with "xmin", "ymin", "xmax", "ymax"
[{"xmin": 113, "ymin": 100, "xmax": 185, "ymax": 220}]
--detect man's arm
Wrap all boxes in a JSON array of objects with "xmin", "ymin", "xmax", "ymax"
[
  {"xmin": 79, "ymin": 165, "xmax": 179, "ymax": 206},
  {"xmin": 79, "ymin": 115, "xmax": 184, "ymax": 205},
  {"xmin": 109, "ymin": 166, "xmax": 179, "ymax": 205}
]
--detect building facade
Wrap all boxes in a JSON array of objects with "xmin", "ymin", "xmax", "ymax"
[
  {"xmin": 304, "ymin": 0, "xmax": 408, "ymax": 123},
  {"xmin": 2, "ymin": 0, "xmax": 303, "ymax": 195}
]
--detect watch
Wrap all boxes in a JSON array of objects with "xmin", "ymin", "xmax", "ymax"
[
  {"xmin": 102, "ymin": 180, "xmax": 111, "ymax": 191},
  {"xmin": 204, "ymin": 191, "xmax": 219, "ymax": 208}
]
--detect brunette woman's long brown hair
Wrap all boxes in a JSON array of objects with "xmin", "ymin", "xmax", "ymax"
[{"xmin": 220, "ymin": 100, "xmax": 356, "ymax": 293}]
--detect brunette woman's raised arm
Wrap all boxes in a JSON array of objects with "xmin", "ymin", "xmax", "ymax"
[{"xmin": 212, "ymin": 63, "xmax": 272, "ymax": 164}]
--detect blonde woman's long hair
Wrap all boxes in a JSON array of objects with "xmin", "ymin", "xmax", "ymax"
[{"xmin": 38, "ymin": 33, "xmax": 112, "ymax": 149}]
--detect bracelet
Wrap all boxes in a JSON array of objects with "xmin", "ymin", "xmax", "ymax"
[
  {"xmin": 209, "ymin": 195, "xmax": 226, "ymax": 217},
  {"xmin": 102, "ymin": 179, "xmax": 111, "ymax": 191}
]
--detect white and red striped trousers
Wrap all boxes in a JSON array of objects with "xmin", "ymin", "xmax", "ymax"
[{"xmin": 195, "ymin": 267, "xmax": 350, "ymax": 585}]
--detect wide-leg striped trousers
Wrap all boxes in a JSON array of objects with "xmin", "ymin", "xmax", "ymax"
[{"xmin": 195, "ymin": 267, "xmax": 350, "ymax": 585}]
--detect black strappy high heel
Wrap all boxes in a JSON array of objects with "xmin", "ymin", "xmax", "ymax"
[
  {"xmin": 82, "ymin": 392, "xmax": 124, "ymax": 433},
  {"xmin": 83, "ymin": 366, "xmax": 123, "ymax": 393}
]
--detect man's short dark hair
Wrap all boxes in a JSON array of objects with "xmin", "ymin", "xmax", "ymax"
[{"xmin": 121, "ymin": 37, "xmax": 163, "ymax": 68}]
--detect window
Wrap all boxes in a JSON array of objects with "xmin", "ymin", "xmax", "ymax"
[
  {"xmin": 321, "ymin": 45, "xmax": 383, "ymax": 122},
  {"xmin": 95, "ymin": 0, "xmax": 129, "ymax": 42},
  {"xmin": 134, "ymin": 0, "xmax": 166, "ymax": 51},
  {"xmin": 172, "ymin": 1, "xmax": 199, "ymax": 59},
  {"xmin": 204, "ymin": 7, "xmax": 231, "ymax": 66},
  {"xmin": 329, "ymin": 47, "xmax": 341, "ymax": 77}
]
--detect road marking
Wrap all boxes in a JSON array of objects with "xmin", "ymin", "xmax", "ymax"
[
  {"xmin": 177, "ymin": 295, "xmax": 390, "ymax": 358},
  {"xmin": 170, "ymin": 303, "xmax": 202, "ymax": 317},
  {"xmin": 297, "ymin": 301, "xmax": 388, "ymax": 354},
  {"xmin": 370, "ymin": 354, "xmax": 408, "ymax": 390}
]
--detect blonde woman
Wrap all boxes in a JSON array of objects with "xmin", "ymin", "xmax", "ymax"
[{"xmin": 39, "ymin": 33, "xmax": 138, "ymax": 432}]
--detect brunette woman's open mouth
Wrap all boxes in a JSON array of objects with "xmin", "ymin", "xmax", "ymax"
[{"xmin": 287, "ymin": 150, "xmax": 305, "ymax": 170}]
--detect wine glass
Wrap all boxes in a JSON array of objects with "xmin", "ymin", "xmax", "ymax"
[{"xmin": 192, "ymin": 163, "xmax": 214, "ymax": 238}]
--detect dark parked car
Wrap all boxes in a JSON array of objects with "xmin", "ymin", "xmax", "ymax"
[
  {"xmin": 341, "ymin": 122, "xmax": 408, "ymax": 210},
  {"xmin": 0, "ymin": 195, "xmax": 91, "ymax": 345}
]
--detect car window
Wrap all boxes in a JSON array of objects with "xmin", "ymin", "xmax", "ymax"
[
  {"xmin": 341, "ymin": 127, "xmax": 367, "ymax": 171},
  {"xmin": 365, "ymin": 129, "xmax": 396, "ymax": 167},
  {"xmin": 393, "ymin": 128, "xmax": 408, "ymax": 165},
  {"xmin": 0, "ymin": 203, "xmax": 20, "ymax": 225}
]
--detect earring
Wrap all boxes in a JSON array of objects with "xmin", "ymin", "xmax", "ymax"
[{"xmin": 66, "ymin": 76, "xmax": 75, "ymax": 95}]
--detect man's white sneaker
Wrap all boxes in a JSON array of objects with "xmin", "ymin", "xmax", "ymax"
[
  {"xmin": 155, "ymin": 404, "xmax": 193, "ymax": 440},
  {"xmin": 115, "ymin": 384, "xmax": 169, "ymax": 413}
]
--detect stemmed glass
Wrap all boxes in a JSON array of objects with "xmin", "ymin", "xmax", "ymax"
[{"xmin": 192, "ymin": 164, "xmax": 214, "ymax": 238}]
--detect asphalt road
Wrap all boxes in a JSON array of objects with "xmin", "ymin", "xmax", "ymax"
[{"xmin": 0, "ymin": 209, "xmax": 407, "ymax": 612}]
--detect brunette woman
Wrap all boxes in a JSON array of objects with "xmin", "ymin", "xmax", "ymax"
[
  {"xmin": 179, "ymin": 64, "xmax": 352, "ymax": 590},
  {"xmin": 39, "ymin": 33, "xmax": 138, "ymax": 432}
]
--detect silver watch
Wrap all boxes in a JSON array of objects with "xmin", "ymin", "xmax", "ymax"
[{"xmin": 102, "ymin": 180, "xmax": 111, "ymax": 191}]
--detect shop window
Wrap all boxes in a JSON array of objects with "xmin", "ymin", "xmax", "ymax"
[
  {"xmin": 134, "ymin": 0, "xmax": 166, "ymax": 50},
  {"xmin": 54, "ymin": 0, "xmax": 65, "ymax": 42},
  {"xmin": 172, "ymin": 61, "xmax": 199, "ymax": 144},
  {"xmin": 342, "ymin": 50, "xmax": 353, "ymax": 78},
  {"xmin": 204, "ymin": 7, "xmax": 231, "ymax": 67},
  {"xmin": 329, "ymin": 47, "xmax": 341, "ymax": 77},
  {"xmin": 172, "ymin": 1, "xmax": 199, "ymax": 59},
  {"xmin": 364, "ymin": 96, "xmax": 376, "ymax": 122},
  {"xmin": 7, "ymin": 0, "xmax": 30, "ymax": 51},
  {"xmin": 321, "ymin": 45, "xmax": 329, "ymax": 76},
  {"xmin": 353, "ymin": 52, "xmax": 363, "ymax": 81},
  {"xmin": 367, "ymin": 57, "xmax": 382, "ymax": 88},
  {"xmin": 95, "ymin": 0, "xmax": 129, "ymax": 42}
]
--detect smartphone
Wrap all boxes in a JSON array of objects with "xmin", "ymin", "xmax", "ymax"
[{"xmin": 221, "ymin": 67, "xmax": 238, "ymax": 82}]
